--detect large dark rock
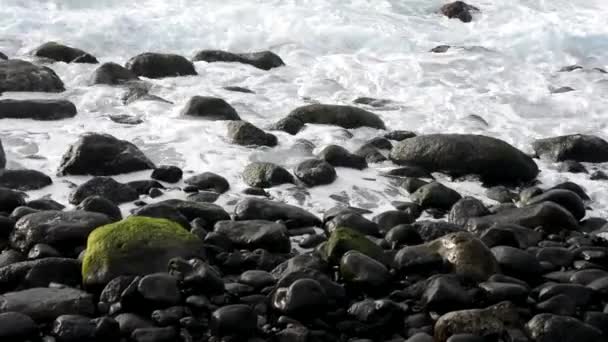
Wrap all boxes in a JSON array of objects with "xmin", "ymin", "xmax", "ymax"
[
  {"xmin": 77, "ymin": 196, "xmax": 122, "ymax": 221},
  {"xmin": 58, "ymin": 133, "xmax": 155, "ymax": 176},
  {"xmin": 214, "ymin": 220, "xmax": 291, "ymax": 253},
  {"xmin": 0, "ymin": 59, "xmax": 65, "ymax": 92},
  {"xmin": 181, "ymin": 96, "xmax": 240, "ymax": 120},
  {"xmin": 533, "ymin": 134, "xmax": 608, "ymax": 162},
  {"xmin": 51, "ymin": 314, "xmax": 96, "ymax": 341},
  {"xmin": 151, "ymin": 165, "xmax": 182, "ymax": 183},
  {"xmin": 318, "ymin": 144, "xmax": 367, "ymax": 170},
  {"xmin": 33, "ymin": 42, "xmax": 97, "ymax": 63},
  {"xmin": 434, "ymin": 302, "xmax": 518, "ymax": 342},
  {"xmin": 0, "ymin": 287, "xmax": 94, "ymax": 322},
  {"xmin": 272, "ymin": 278, "xmax": 327, "ymax": 317},
  {"xmin": 69, "ymin": 177, "xmax": 139, "ymax": 205},
  {"xmin": 526, "ymin": 314, "xmax": 603, "ymax": 342},
  {"xmin": 294, "ymin": 159, "xmax": 337, "ymax": 186},
  {"xmin": 390, "ymin": 134, "xmax": 539, "ymax": 185},
  {"xmin": 448, "ymin": 197, "xmax": 489, "ymax": 226},
  {"xmin": 340, "ymin": 250, "xmax": 390, "ymax": 288},
  {"xmin": 138, "ymin": 199, "xmax": 230, "ymax": 225},
  {"xmin": 0, "ymin": 99, "xmax": 76, "ymax": 120},
  {"xmin": 0, "ymin": 312, "xmax": 38, "ymax": 340},
  {"xmin": 227, "ymin": 120, "xmax": 277, "ymax": 147},
  {"xmin": 525, "ymin": 189, "xmax": 586, "ymax": 220},
  {"xmin": 0, "ymin": 139, "xmax": 4, "ymax": 169},
  {"xmin": 242, "ymin": 162, "xmax": 294, "ymax": 188},
  {"xmin": 0, "ymin": 257, "xmax": 81, "ymax": 291},
  {"xmin": 10, "ymin": 210, "xmax": 112, "ymax": 253},
  {"xmin": 184, "ymin": 172, "xmax": 230, "ymax": 193},
  {"xmin": 440, "ymin": 1, "xmax": 479, "ymax": 23},
  {"xmin": 0, "ymin": 169, "xmax": 52, "ymax": 190},
  {"xmin": 491, "ymin": 246, "xmax": 542, "ymax": 278},
  {"xmin": 137, "ymin": 273, "xmax": 181, "ymax": 307},
  {"xmin": 411, "ymin": 182, "xmax": 462, "ymax": 210},
  {"xmin": 192, "ymin": 49, "xmax": 284, "ymax": 70},
  {"xmin": 321, "ymin": 227, "xmax": 385, "ymax": 264},
  {"xmin": 234, "ymin": 198, "xmax": 321, "ymax": 228},
  {"xmin": 125, "ymin": 53, "xmax": 197, "ymax": 78},
  {"xmin": 90, "ymin": 62, "xmax": 139, "ymax": 85},
  {"xmin": 325, "ymin": 210, "xmax": 380, "ymax": 237},
  {"xmin": 466, "ymin": 202, "xmax": 579, "ymax": 233},
  {"xmin": 273, "ymin": 104, "xmax": 386, "ymax": 134},
  {"xmin": 210, "ymin": 304, "xmax": 257, "ymax": 337}
]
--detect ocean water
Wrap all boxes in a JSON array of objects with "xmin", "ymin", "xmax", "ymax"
[{"xmin": 1, "ymin": 0, "xmax": 607, "ymax": 219}]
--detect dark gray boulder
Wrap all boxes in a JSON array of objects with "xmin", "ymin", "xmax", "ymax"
[
  {"xmin": 0, "ymin": 312, "xmax": 38, "ymax": 340},
  {"xmin": 58, "ymin": 133, "xmax": 155, "ymax": 176},
  {"xmin": 318, "ymin": 145, "xmax": 367, "ymax": 170},
  {"xmin": 294, "ymin": 159, "xmax": 337, "ymax": 186},
  {"xmin": 10, "ymin": 210, "xmax": 112, "ymax": 253},
  {"xmin": 69, "ymin": 176, "xmax": 139, "ymax": 205},
  {"xmin": 192, "ymin": 50, "xmax": 284, "ymax": 70},
  {"xmin": 0, "ymin": 169, "xmax": 52, "ymax": 190},
  {"xmin": 125, "ymin": 52, "xmax": 197, "ymax": 78},
  {"xmin": 448, "ymin": 197, "xmax": 489, "ymax": 226},
  {"xmin": 151, "ymin": 165, "xmax": 182, "ymax": 183},
  {"xmin": 440, "ymin": 1, "xmax": 479, "ymax": 23},
  {"xmin": 525, "ymin": 189, "xmax": 586, "ymax": 220},
  {"xmin": 532, "ymin": 134, "xmax": 608, "ymax": 162},
  {"xmin": 181, "ymin": 96, "xmax": 240, "ymax": 120},
  {"xmin": 0, "ymin": 258, "xmax": 81, "ymax": 291},
  {"xmin": 146, "ymin": 199, "xmax": 230, "ymax": 225},
  {"xmin": 390, "ymin": 134, "xmax": 539, "ymax": 185},
  {"xmin": 242, "ymin": 162, "xmax": 293, "ymax": 188},
  {"xmin": 0, "ymin": 287, "xmax": 95, "ymax": 322},
  {"xmin": 273, "ymin": 104, "xmax": 386, "ymax": 135},
  {"xmin": 234, "ymin": 198, "xmax": 321, "ymax": 228},
  {"xmin": 0, "ymin": 99, "xmax": 76, "ymax": 120},
  {"xmin": 411, "ymin": 182, "xmax": 462, "ymax": 210},
  {"xmin": 184, "ymin": 172, "xmax": 230, "ymax": 193},
  {"xmin": 0, "ymin": 59, "xmax": 65, "ymax": 92},
  {"xmin": 77, "ymin": 195, "xmax": 122, "ymax": 221},
  {"xmin": 90, "ymin": 62, "xmax": 139, "ymax": 85},
  {"xmin": 33, "ymin": 42, "xmax": 97, "ymax": 63},
  {"xmin": 526, "ymin": 314, "xmax": 603, "ymax": 342},
  {"xmin": 227, "ymin": 121, "xmax": 277, "ymax": 147},
  {"xmin": 214, "ymin": 220, "xmax": 291, "ymax": 253},
  {"xmin": 0, "ymin": 188, "xmax": 26, "ymax": 213},
  {"xmin": 466, "ymin": 202, "xmax": 579, "ymax": 233}
]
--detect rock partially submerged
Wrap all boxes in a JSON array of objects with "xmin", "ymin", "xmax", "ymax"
[
  {"xmin": 0, "ymin": 99, "xmax": 76, "ymax": 120},
  {"xmin": 0, "ymin": 59, "xmax": 65, "ymax": 92},
  {"xmin": 181, "ymin": 96, "xmax": 240, "ymax": 120},
  {"xmin": 90, "ymin": 62, "xmax": 139, "ymax": 85},
  {"xmin": 0, "ymin": 169, "xmax": 52, "ymax": 190},
  {"xmin": 58, "ymin": 133, "xmax": 155, "ymax": 176},
  {"xmin": 390, "ymin": 134, "xmax": 539, "ymax": 185},
  {"xmin": 192, "ymin": 50, "xmax": 284, "ymax": 70},
  {"xmin": 440, "ymin": 1, "xmax": 479, "ymax": 23},
  {"xmin": 242, "ymin": 162, "xmax": 294, "ymax": 188},
  {"xmin": 32, "ymin": 42, "xmax": 98, "ymax": 64},
  {"xmin": 126, "ymin": 52, "xmax": 197, "ymax": 78},
  {"xmin": 234, "ymin": 198, "xmax": 321, "ymax": 228},
  {"xmin": 272, "ymin": 104, "xmax": 386, "ymax": 134},
  {"xmin": 227, "ymin": 121, "xmax": 277, "ymax": 147},
  {"xmin": 533, "ymin": 134, "xmax": 608, "ymax": 163}
]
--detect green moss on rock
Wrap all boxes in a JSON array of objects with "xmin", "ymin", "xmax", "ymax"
[
  {"xmin": 321, "ymin": 227, "xmax": 384, "ymax": 264},
  {"xmin": 82, "ymin": 216, "xmax": 204, "ymax": 288}
]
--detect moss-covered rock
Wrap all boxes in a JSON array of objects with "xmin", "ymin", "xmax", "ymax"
[
  {"xmin": 82, "ymin": 216, "xmax": 205, "ymax": 288},
  {"xmin": 321, "ymin": 227, "xmax": 384, "ymax": 265}
]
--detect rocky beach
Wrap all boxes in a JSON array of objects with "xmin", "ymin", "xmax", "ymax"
[{"xmin": 1, "ymin": 0, "xmax": 608, "ymax": 341}]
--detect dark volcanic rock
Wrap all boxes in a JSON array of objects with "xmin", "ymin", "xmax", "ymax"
[
  {"xmin": 390, "ymin": 134, "xmax": 538, "ymax": 185},
  {"xmin": 272, "ymin": 278, "xmax": 327, "ymax": 317},
  {"xmin": 440, "ymin": 1, "xmax": 479, "ymax": 23},
  {"xmin": 273, "ymin": 104, "xmax": 386, "ymax": 134},
  {"xmin": 491, "ymin": 246, "xmax": 542, "ymax": 278},
  {"xmin": 340, "ymin": 250, "xmax": 390, "ymax": 288},
  {"xmin": 294, "ymin": 159, "xmax": 337, "ymax": 186},
  {"xmin": 69, "ymin": 176, "xmax": 139, "ymax": 205},
  {"xmin": 181, "ymin": 96, "xmax": 240, "ymax": 120},
  {"xmin": 525, "ymin": 314, "xmax": 603, "ymax": 342},
  {"xmin": 58, "ymin": 133, "xmax": 155, "ymax": 176},
  {"xmin": 318, "ymin": 144, "xmax": 367, "ymax": 169},
  {"xmin": 0, "ymin": 59, "xmax": 65, "ymax": 92},
  {"xmin": 214, "ymin": 220, "xmax": 291, "ymax": 253},
  {"xmin": 466, "ymin": 202, "xmax": 579, "ymax": 233},
  {"xmin": 448, "ymin": 197, "xmax": 489, "ymax": 226},
  {"xmin": 411, "ymin": 182, "xmax": 462, "ymax": 210},
  {"xmin": 525, "ymin": 189, "xmax": 586, "ymax": 220},
  {"xmin": 51, "ymin": 314, "xmax": 96, "ymax": 341},
  {"xmin": 0, "ymin": 139, "xmax": 4, "ymax": 169},
  {"xmin": 0, "ymin": 257, "xmax": 81, "ymax": 291},
  {"xmin": 90, "ymin": 62, "xmax": 139, "ymax": 85},
  {"xmin": 151, "ymin": 165, "xmax": 183, "ymax": 183},
  {"xmin": 0, "ymin": 169, "xmax": 52, "ymax": 190},
  {"xmin": 210, "ymin": 304, "xmax": 257, "ymax": 337},
  {"xmin": 10, "ymin": 210, "xmax": 111, "ymax": 253},
  {"xmin": 0, "ymin": 312, "xmax": 38, "ymax": 340},
  {"xmin": 0, "ymin": 52, "xmax": 6, "ymax": 60},
  {"xmin": 227, "ymin": 120, "xmax": 277, "ymax": 147},
  {"xmin": 138, "ymin": 199, "xmax": 230, "ymax": 225},
  {"xmin": 0, "ymin": 287, "xmax": 94, "ymax": 322},
  {"xmin": 385, "ymin": 130, "xmax": 416, "ymax": 141},
  {"xmin": 184, "ymin": 172, "xmax": 230, "ymax": 193},
  {"xmin": 77, "ymin": 195, "xmax": 122, "ymax": 221},
  {"xmin": 242, "ymin": 162, "xmax": 294, "ymax": 188},
  {"xmin": 0, "ymin": 99, "xmax": 76, "ymax": 120},
  {"xmin": 533, "ymin": 134, "xmax": 608, "ymax": 162},
  {"xmin": 125, "ymin": 52, "xmax": 197, "ymax": 78},
  {"xmin": 192, "ymin": 49, "xmax": 284, "ymax": 70},
  {"xmin": 234, "ymin": 198, "xmax": 321, "ymax": 228},
  {"xmin": 325, "ymin": 210, "xmax": 380, "ymax": 236},
  {"xmin": 137, "ymin": 273, "xmax": 181, "ymax": 306},
  {"xmin": 0, "ymin": 188, "xmax": 26, "ymax": 214},
  {"xmin": 33, "ymin": 42, "xmax": 97, "ymax": 63}
]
